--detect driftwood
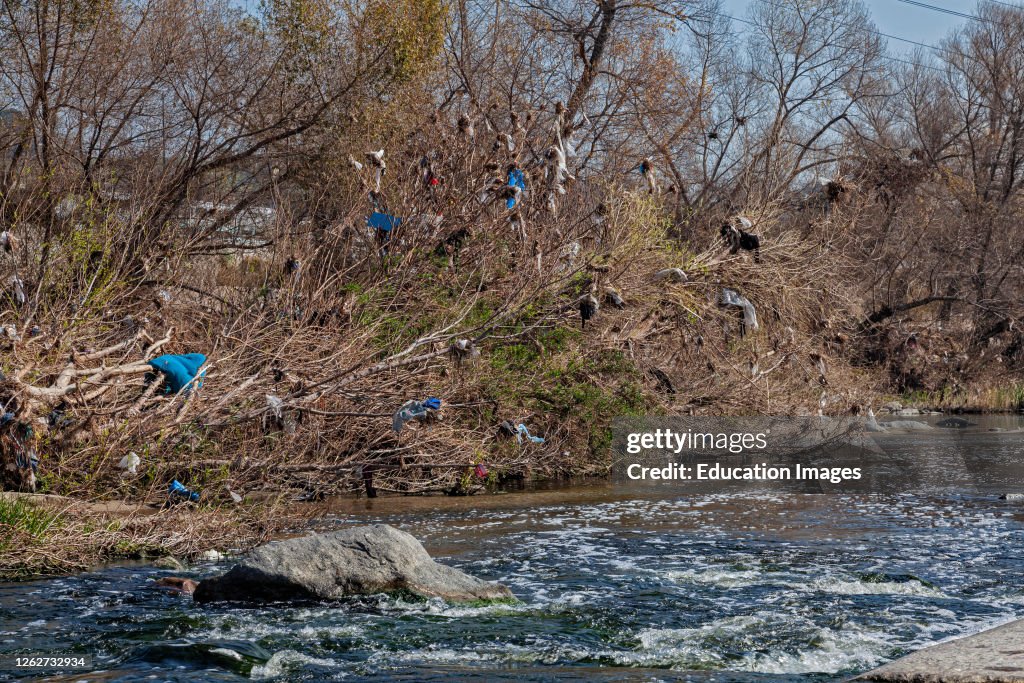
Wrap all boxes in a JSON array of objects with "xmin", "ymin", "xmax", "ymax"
[{"xmin": 6, "ymin": 328, "xmax": 177, "ymax": 449}]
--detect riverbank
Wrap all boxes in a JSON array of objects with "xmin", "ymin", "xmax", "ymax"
[
  {"xmin": 0, "ymin": 491, "xmax": 301, "ymax": 580},
  {"xmin": 4, "ymin": 406, "xmax": 1023, "ymax": 580}
]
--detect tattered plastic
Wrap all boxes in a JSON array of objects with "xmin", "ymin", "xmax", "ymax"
[
  {"xmin": 516, "ymin": 423, "xmax": 545, "ymax": 445},
  {"xmin": 168, "ymin": 479, "xmax": 200, "ymax": 502},
  {"xmin": 393, "ymin": 397, "xmax": 442, "ymax": 433},
  {"xmin": 119, "ymin": 452, "xmax": 140, "ymax": 474},
  {"xmin": 507, "ymin": 168, "xmax": 526, "ymax": 209},
  {"xmin": 720, "ymin": 288, "xmax": 759, "ymax": 331}
]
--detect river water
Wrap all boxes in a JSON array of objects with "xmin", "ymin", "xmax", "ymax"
[{"xmin": 3, "ymin": 419, "xmax": 1024, "ymax": 681}]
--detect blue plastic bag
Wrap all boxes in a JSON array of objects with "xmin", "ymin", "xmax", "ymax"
[
  {"xmin": 168, "ymin": 479, "xmax": 200, "ymax": 502},
  {"xmin": 507, "ymin": 169, "xmax": 526, "ymax": 209},
  {"xmin": 368, "ymin": 212, "xmax": 402, "ymax": 232},
  {"xmin": 148, "ymin": 353, "xmax": 207, "ymax": 394},
  {"xmin": 393, "ymin": 397, "xmax": 442, "ymax": 432}
]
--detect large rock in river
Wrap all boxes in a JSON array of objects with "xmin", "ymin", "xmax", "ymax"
[
  {"xmin": 858, "ymin": 618, "xmax": 1024, "ymax": 682},
  {"xmin": 193, "ymin": 524, "xmax": 513, "ymax": 604}
]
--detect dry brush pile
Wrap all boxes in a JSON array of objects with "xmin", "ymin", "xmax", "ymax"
[{"xmin": 0, "ymin": 110, "xmax": 879, "ymax": 505}]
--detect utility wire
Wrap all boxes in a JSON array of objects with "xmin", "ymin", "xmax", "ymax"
[
  {"xmin": 893, "ymin": 0, "xmax": 984, "ymax": 21},
  {"xmin": 717, "ymin": 10, "xmax": 945, "ymax": 72},
  {"xmin": 756, "ymin": 0, "xmax": 949, "ymax": 54}
]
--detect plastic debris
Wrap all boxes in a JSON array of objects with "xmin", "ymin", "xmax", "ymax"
[
  {"xmin": 4, "ymin": 417, "xmax": 38, "ymax": 492},
  {"xmin": 369, "ymin": 212, "xmax": 402, "ymax": 256},
  {"xmin": 118, "ymin": 451, "xmax": 141, "ymax": 474},
  {"xmin": 799, "ymin": 176, "xmax": 847, "ymax": 207},
  {"xmin": 228, "ymin": 490, "xmax": 243, "ymax": 504},
  {"xmin": 546, "ymin": 144, "xmax": 571, "ymax": 191},
  {"xmin": 638, "ymin": 158, "xmax": 658, "ymax": 193},
  {"xmin": 5, "ymin": 417, "xmax": 37, "ymax": 481},
  {"xmin": 264, "ymin": 394, "xmax": 294, "ymax": 432},
  {"xmin": 604, "ymin": 286, "xmax": 625, "ymax": 309},
  {"xmin": 516, "ymin": 423, "xmax": 545, "ymax": 445},
  {"xmin": 719, "ymin": 288, "xmax": 759, "ymax": 332},
  {"xmin": 449, "ymin": 339, "xmax": 480, "ymax": 364},
  {"xmin": 0, "ymin": 230, "xmax": 14, "ymax": 254},
  {"xmin": 168, "ymin": 479, "xmax": 200, "ymax": 502},
  {"xmin": 200, "ymin": 549, "xmax": 225, "ymax": 562},
  {"xmin": 721, "ymin": 219, "xmax": 761, "ymax": 260},
  {"xmin": 474, "ymin": 463, "xmax": 489, "ymax": 479},
  {"xmin": 420, "ymin": 156, "xmax": 442, "ymax": 187},
  {"xmin": 365, "ymin": 149, "xmax": 386, "ymax": 192},
  {"xmin": 46, "ymin": 403, "xmax": 73, "ymax": 429},
  {"xmin": 497, "ymin": 133, "xmax": 515, "ymax": 152},
  {"xmin": 392, "ymin": 397, "xmax": 442, "ymax": 433},
  {"xmin": 266, "ymin": 394, "xmax": 284, "ymax": 421},
  {"xmin": 865, "ymin": 409, "xmax": 885, "ymax": 432},
  {"xmin": 368, "ymin": 212, "xmax": 402, "ymax": 233},
  {"xmin": 507, "ymin": 168, "xmax": 526, "ymax": 209},
  {"xmin": 579, "ymin": 294, "xmax": 599, "ymax": 328},
  {"xmin": 148, "ymin": 353, "xmax": 207, "ymax": 394},
  {"xmin": 654, "ymin": 268, "xmax": 687, "ymax": 283},
  {"xmin": 9, "ymin": 276, "xmax": 26, "ymax": 307},
  {"xmin": 457, "ymin": 113, "xmax": 474, "ymax": 138},
  {"xmin": 559, "ymin": 241, "xmax": 581, "ymax": 270},
  {"xmin": 498, "ymin": 420, "xmax": 517, "ymax": 438}
]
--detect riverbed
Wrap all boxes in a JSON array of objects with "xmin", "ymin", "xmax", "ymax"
[{"xmin": 2, "ymin": 419, "xmax": 1024, "ymax": 681}]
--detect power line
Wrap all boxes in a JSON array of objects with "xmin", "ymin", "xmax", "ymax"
[
  {"xmin": 983, "ymin": 0, "xmax": 1024, "ymax": 10},
  {"xmin": 893, "ymin": 0, "xmax": 984, "ymax": 21},
  {"xmin": 717, "ymin": 10, "xmax": 945, "ymax": 73},
  {"xmin": 757, "ymin": 0, "xmax": 949, "ymax": 55}
]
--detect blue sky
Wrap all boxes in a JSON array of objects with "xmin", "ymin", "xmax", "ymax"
[{"xmin": 719, "ymin": 0, "xmax": 971, "ymax": 53}]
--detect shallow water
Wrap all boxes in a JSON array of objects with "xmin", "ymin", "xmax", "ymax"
[{"xmin": 3, "ymin": 420, "xmax": 1024, "ymax": 682}]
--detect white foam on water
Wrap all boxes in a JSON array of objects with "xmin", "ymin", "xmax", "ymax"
[
  {"xmin": 372, "ymin": 646, "xmax": 499, "ymax": 667},
  {"xmin": 378, "ymin": 595, "xmax": 530, "ymax": 618},
  {"xmin": 663, "ymin": 567, "xmax": 768, "ymax": 589},
  {"xmin": 197, "ymin": 611, "xmax": 365, "ymax": 642},
  {"xmin": 633, "ymin": 614, "xmax": 895, "ymax": 674},
  {"xmin": 807, "ymin": 576, "xmax": 946, "ymax": 597},
  {"xmin": 374, "ymin": 640, "xmax": 595, "ymax": 668},
  {"xmin": 295, "ymin": 624, "xmax": 365, "ymax": 639},
  {"xmin": 739, "ymin": 625, "xmax": 893, "ymax": 674},
  {"xmin": 250, "ymin": 650, "xmax": 346, "ymax": 680}
]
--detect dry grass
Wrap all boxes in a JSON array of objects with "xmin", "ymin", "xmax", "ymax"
[{"xmin": 0, "ymin": 493, "xmax": 295, "ymax": 579}]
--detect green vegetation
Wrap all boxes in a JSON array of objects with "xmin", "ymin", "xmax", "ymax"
[{"xmin": 0, "ymin": 498, "xmax": 61, "ymax": 551}]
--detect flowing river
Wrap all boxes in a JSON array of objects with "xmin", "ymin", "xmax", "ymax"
[{"xmin": 3, "ymin": 418, "xmax": 1024, "ymax": 681}]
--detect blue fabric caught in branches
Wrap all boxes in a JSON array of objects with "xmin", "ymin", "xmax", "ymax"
[
  {"xmin": 148, "ymin": 353, "xmax": 207, "ymax": 394},
  {"xmin": 393, "ymin": 397, "xmax": 442, "ymax": 432},
  {"xmin": 368, "ymin": 212, "xmax": 402, "ymax": 232},
  {"xmin": 507, "ymin": 168, "xmax": 526, "ymax": 209}
]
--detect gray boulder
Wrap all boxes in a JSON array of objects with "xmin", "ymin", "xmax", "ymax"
[
  {"xmin": 193, "ymin": 524, "xmax": 514, "ymax": 604},
  {"xmin": 859, "ymin": 618, "xmax": 1024, "ymax": 682}
]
